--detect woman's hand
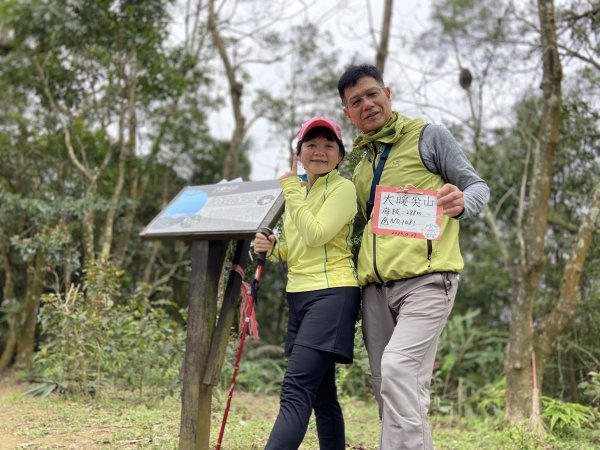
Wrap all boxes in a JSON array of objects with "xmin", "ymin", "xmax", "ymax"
[
  {"xmin": 252, "ymin": 232, "xmax": 276, "ymax": 254},
  {"xmin": 279, "ymin": 154, "xmax": 298, "ymax": 181}
]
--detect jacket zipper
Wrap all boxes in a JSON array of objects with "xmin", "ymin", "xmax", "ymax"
[{"xmin": 322, "ymin": 176, "xmax": 330, "ymax": 287}]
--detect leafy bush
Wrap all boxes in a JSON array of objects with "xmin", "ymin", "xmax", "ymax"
[
  {"xmin": 579, "ymin": 371, "xmax": 600, "ymax": 407},
  {"xmin": 431, "ymin": 308, "xmax": 507, "ymax": 416},
  {"xmin": 216, "ymin": 323, "xmax": 373, "ymax": 408},
  {"xmin": 338, "ymin": 323, "xmax": 372, "ymax": 400},
  {"xmin": 32, "ymin": 260, "xmax": 185, "ymax": 399},
  {"xmin": 541, "ymin": 396, "xmax": 600, "ymax": 436},
  {"xmin": 504, "ymin": 423, "xmax": 546, "ymax": 450},
  {"xmin": 476, "ymin": 377, "xmax": 506, "ymax": 418},
  {"xmin": 219, "ymin": 339, "xmax": 286, "ymax": 395}
]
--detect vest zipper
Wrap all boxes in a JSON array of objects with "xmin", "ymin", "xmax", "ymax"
[
  {"xmin": 427, "ymin": 239, "xmax": 432, "ymax": 268},
  {"xmin": 372, "ymin": 233, "xmax": 385, "ymax": 284}
]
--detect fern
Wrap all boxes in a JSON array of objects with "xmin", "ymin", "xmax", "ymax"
[{"xmin": 541, "ymin": 396, "xmax": 599, "ymax": 435}]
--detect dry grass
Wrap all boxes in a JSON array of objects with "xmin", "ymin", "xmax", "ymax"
[
  {"xmin": 0, "ymin": 373, "xmax": 594, "ymax": 449},
  {"xmin": 0, "ymin": 375, "xmax": 378, "ymax": 449}
]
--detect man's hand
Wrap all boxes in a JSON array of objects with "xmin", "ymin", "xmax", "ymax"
[
  {"xmin": 279, "ymin": 154, "xmax": 298, "ymax": 181},
  {"xmin": 437, "ymin": 183, "xmax": 464, "ymax": 217},
  {"xmin": 252, "ymin": 232, "xmax": 276, "ymax": 255}
]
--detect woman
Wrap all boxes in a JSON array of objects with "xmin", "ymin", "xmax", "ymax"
[{"xmin": 253, "ymin": 116, "xmax": 360, "ymax": 450}]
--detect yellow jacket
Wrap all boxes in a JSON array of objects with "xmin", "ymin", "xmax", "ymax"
[{"xmin": 270, "ymin": 170, "xmax": 359, "ymax": 292}]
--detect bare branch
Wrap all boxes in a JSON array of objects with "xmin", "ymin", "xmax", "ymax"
[
  {"xmin": 557, "ymin": 44, "xmax": 600, "ymax": 71},
  {"xmin": 484, "ymin": 205, "xmax": 512, "ymax": 270},
  {"xmin": 32, "ymin": 56, "xmax": 96, "ymax": 182}
]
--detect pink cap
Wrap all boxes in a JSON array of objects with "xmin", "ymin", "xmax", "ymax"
[{"xmin": 297, "ymin": 116, "xmax": 343, "ymax": 142}]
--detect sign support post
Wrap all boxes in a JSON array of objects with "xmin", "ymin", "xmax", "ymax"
[{"xmin": 179, "ymin": 240, "xmax": 228, "ymax": 450}]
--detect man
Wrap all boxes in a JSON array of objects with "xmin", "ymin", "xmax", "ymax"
[{"xmin": 337, "ymin": 64, "xmax": 489, "ymax": 449}]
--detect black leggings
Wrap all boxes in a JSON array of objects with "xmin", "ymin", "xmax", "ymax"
[{"xmin": 264, "ymin": 344, "xmax": 345, "ymax": 450}]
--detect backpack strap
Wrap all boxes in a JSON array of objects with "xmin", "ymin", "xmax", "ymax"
[{"xmin": 366, "ymin": 143, "xmax": 393, "ymax": 220}]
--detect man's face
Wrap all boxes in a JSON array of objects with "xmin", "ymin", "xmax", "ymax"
[{"xmin": 342, "ymin": 76, "xmax": 392, "ymax": 133}]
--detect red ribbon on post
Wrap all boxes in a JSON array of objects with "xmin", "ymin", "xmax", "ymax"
[{"xmin": 230, "ymin": 264, "xmax": 260, "ymax": 340}]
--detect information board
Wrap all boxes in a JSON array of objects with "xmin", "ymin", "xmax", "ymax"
[{"xmin": 140, "ymin": 180, "xmax": 284, "ymax": 240}]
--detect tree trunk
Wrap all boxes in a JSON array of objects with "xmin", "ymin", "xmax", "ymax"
[
  {"xmin": 504, "ymin": 0, "xmax": 562, "ymax": 426},
  {"xmin": 208, "ymin": 0, "xmax": 246, "ymax": 180},
  {"xmin": 376, "ymin": 0, "xmax": 394, "ymax": 74},
  {"xmin": 82, "ymin": 196, "xmax": 97, "ymax": 264},
  {"xmin": 112, "ymin": 99, "xmax": 178, "ymax": 268},
  {"xmin": 0, "ymin": 235, "xmax": 16, "ymax": 372},
  {"xmin": 14, "ymin": 250, "xmax": 46, "ymax": 371},
  {"xmin": 534, "ymin": 184, "xmax": 600, "ymax": 392},
  {"xmin": 0, "ymin": 329, "xmax": 16, "ymax": 373},
  {"xmin": 100, "ymin": 66, "xmax": 136, "ymax": 260}
]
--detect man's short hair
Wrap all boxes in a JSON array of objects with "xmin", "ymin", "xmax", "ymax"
[{"xmin": 337, "ymin": 64, "xmax": 385, "ymax": 102}]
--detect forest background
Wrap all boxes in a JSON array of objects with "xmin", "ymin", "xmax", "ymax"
[{"xmin": 0, "ymin": 0, "xmax": 599, "ymax": 448}]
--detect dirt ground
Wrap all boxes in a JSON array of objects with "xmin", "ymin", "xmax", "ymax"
[
  {"xmin": 0, "ymin": 374, "xmax": 161, "ymax": 449},
  {"xmin": 0, "ymin": 373, "xmax": 376, "ymax": 449},
  {"xmin": 0, "ymin": 378, "xmax": 23, "ymax": 449},
  {"xmin": 0, "ymin": 383, "xmax": 104, "ymax": 449}
]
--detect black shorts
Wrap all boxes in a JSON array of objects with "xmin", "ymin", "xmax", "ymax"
[{"xmin": 284, "ymin": 286, "xmax": 361, "ymax": 364}]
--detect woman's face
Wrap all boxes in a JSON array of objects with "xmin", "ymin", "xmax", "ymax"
[{"xmin": 299, "ymin": 136, "xmax": 342, "ymax": 182}]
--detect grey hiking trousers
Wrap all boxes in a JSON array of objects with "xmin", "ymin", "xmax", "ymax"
[{"xmin": 362, "ymin": 272, "xmax": 459, "ymax": 450}]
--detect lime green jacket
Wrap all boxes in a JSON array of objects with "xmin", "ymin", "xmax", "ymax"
[
  {"xmin": 270, "ymin": 170, "xmax": 359, "ymax": 292},
  {"xmin": 352, "ymin": 113, "xmax": 464, "ymax": 285}
]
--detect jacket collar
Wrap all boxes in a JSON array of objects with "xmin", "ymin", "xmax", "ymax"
[{"xmin": 306, "ymin": 169, "xmax": 337, "ymax": 192}]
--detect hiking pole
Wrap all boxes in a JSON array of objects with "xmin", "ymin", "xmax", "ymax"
[{"xmin": 215, "ymin": 227, "xmax": 273, "ymax": 450}]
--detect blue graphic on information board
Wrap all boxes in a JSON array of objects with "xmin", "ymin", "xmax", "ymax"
[{"xmin": 163, "ymin": 189, "xmax": 208, "ymax": 216}]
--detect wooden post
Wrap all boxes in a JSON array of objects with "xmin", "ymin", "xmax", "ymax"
[
  {"xmin": 179, "ymin": 240, "xmax": 228, "ymax": 450},
  {"xmin": 203, "ymin": 240, "xmax": 251, "ymax": 386}
]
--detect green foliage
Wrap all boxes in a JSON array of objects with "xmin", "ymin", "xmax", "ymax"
[
  {"xmin": 22, "ymin": 380, "xmax": 60, "ymax": 397},
  {"xmin": 218, "ymin": 340, "xmax": 286, "ymax": 396},
  {"xmin": 502, "ymin": 423, "xmax": 547, "ymax": 450},
  {"xmin": 476, "ymin": 377, "xmax": 506, "ymax": 418},
  {"xmin": 337, "ymin": 323, "xmax": 372, "ymax": 400},
  {"xmin": 0, "ymin": 0, "xmax": 232, "ymax": 380},
  {"xmin": 33, "ymin": 260, "xmax": 184, "ymax": 399},
  {"xmin": 541, "ymin": 397, "xmax": 600, "ymax": 436},
  {"xmin": 579, "ymin": 372, "xmax": 600, "ymax": 408},
  {"xmin": 432, "ymin": 308, "xmax": 507, "ymax": 415}
]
